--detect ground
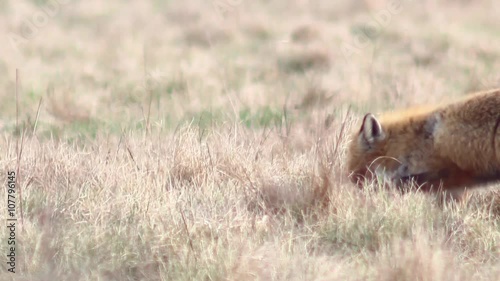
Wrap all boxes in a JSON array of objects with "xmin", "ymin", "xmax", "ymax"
[{"xmin": 0, "ymin": 0, "xmax": 499, "ymax": 280}]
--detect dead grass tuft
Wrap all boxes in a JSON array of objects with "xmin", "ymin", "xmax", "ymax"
[
  {"xmin": 278, "ymin": 45, "xmax": 331, "ymax": 73},
  {"xmin": 183, "ymin": 23, "xmax": 232, "ymax": 47},
  {"xmin": 291, "ymin": 24, "xmax": 321, "ymax": 43},
  {"xmin": 47, "ymin": 89, "xmax": 91, "ymax": 123},
  {"xmin": 377, "ymin": 235, "xmax": 469, "ymax": 281}
]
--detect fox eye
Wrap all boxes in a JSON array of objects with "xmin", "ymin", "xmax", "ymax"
[{"xmin": 397, "ymin": 163, "xmax": 409, "ymax": 177}]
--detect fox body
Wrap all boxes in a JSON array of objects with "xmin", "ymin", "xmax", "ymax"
[{"xmin": 347, "ymin": 89, "xmax": 500, "ymax": 196}]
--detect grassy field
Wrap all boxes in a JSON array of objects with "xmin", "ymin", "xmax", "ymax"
[{"xmin": 0, "ymin": 0, "xmax": 499, "ymax": 280}]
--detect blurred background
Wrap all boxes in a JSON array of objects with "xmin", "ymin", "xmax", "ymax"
[
  {"xmin": 1, "ymin": 0, "xmax": 499, "ymax": 138},
  {"xmin": 1, "ymin": 2, "xmax": 499, "ymax": 280}
]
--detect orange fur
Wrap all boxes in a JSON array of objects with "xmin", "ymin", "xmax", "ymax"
[{"xmin": 346, "ymin": 89, "xmax": 500, "ymax": 199}]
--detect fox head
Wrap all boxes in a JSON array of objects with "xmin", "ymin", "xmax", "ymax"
[{"xmin": 346, "ymin": 111, "xmax": 444, "ymax": 187}]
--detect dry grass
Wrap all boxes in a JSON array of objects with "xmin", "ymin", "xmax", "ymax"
[{"xmin": 0, "ymin": 0, "xmax": 499, "ymax": 280}]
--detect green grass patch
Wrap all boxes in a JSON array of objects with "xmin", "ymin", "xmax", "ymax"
[{"xmin": 239, "ymin": 106, "xmax": 285, "ymax": 128}]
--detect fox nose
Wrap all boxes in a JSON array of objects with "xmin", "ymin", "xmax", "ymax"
[{"xmin": 397, "ymin": 164, "xmax": 410, "ymax": 178}]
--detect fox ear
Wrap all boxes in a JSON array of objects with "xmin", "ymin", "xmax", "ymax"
[{"xmin": 359, "ymin": 113, "xmax": 385, "ymax": 148}]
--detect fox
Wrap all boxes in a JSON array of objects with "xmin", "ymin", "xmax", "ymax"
[{"xmin": 346, "ymin": 88, "xmax": 500, "ymax": 199}]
